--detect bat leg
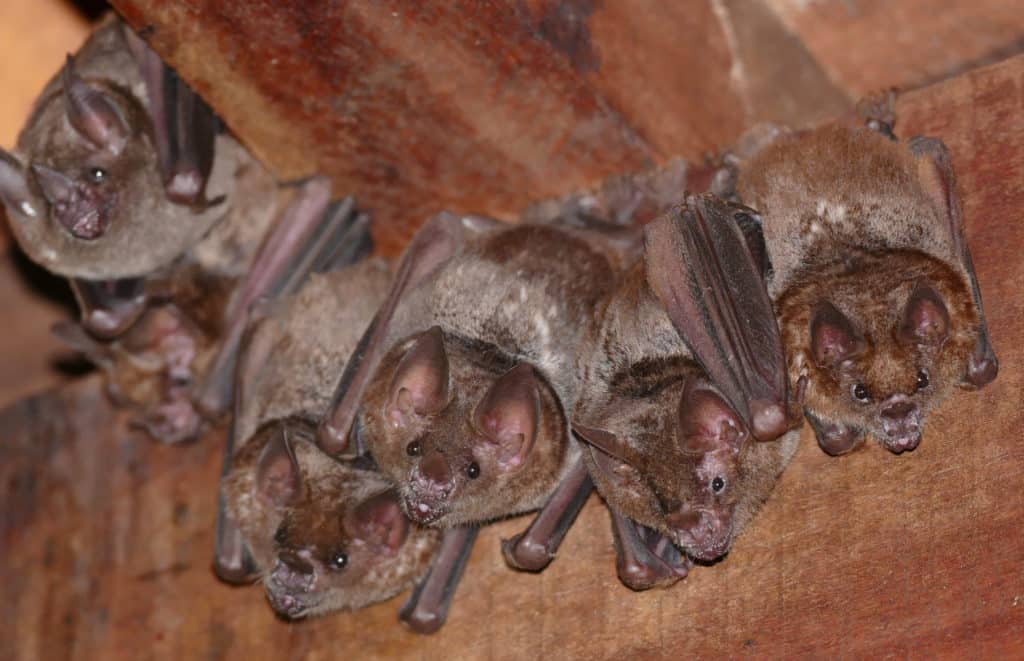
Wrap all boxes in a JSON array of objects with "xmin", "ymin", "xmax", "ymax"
[
  {"xmin": 805, "ymin": 410, "xmax": 864, "ymax": 456},
  {"xmin": 399, "ymin": 526, "xmax": 478, "ymax": 634},
  {"xmin": 70, "ymin": 277, "xmax": 148, "ymax": 340},
  {"xmin": 213, "ymin": 492, "xmax": 258, "ymax": 583},
  {"xmin": 610, "ymin": 510, "xmax": 690, "ymax": 591},
  {"xmin": 197, "ymin": 181, "xmax": 371, "ymax": 415},
  {"xmin": 319, "ymin": 212, "xmax": 497, "ymax": 458},
  {"xmin": 502, "ymin": 458, "xmax": 592, "ymax": 572}
]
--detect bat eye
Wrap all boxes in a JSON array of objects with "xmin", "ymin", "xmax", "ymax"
[
  {"xmin": 273, "ymin": 525, "xmax": 287, "ymax": 545},
  {"xmin": 466, "ymin": 462, "xmax": 480, "ymax": 479},
  {"xmin": 852, "ymin": 383, "xmax": 871, "ymax": 402},
  {"xmin": 327, "ymin": 552, "xmax": 348, "ymax": 571},
  {"xmin": 916, "ymin": 370, "xmax": 929, "ymax": 391},
  {"xmin": 406, "ymin": 440, "xmax": 421, "ymax": 457},
  {"xmin": 711, "ymin": 476, "xmax": 726, "ymax": 494},
  {"xmin": 88, "ymin": 167, "xmax": 108, "ymax": 184}
]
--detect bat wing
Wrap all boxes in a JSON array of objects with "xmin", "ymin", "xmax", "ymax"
[
  {"xmin": 318, "ymin": 213, "xmax": 500, "ymax": 458},
  {"xmin": 908, "ymin": 136, "xmax": 998, "ymax": 388},
  {"xmin": 124, "ymin": 27, "xmax": 217, "ymax": 207},
  {"xmin": 643, "ymin": 194, "xmax": 793, "ymax": 441},
  {"xmin": 198, "ymin": 181, "xmax": 372, "ymax": 415}
]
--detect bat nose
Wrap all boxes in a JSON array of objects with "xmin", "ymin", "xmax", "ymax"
[
  {"xmin": 277, "ymin": 550, "xmax": 314, "ymax": 576},
  {"xmin": 418, "ymin": 451, "xmax": 453, "ymax": 487},
  {"xmin": 879, "ymin": 397, "xmax": 921, "ymax": 452},
  {"xmin": 881, "ymin": 401, "xmax": 915, "ymax": 421}
]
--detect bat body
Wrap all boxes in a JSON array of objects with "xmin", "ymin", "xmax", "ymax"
[
  {"xmin": 220, "ymin": 260, "xmax": 443, "ymax": 619},
  {"xmin": 348, "ymin": 219, "xmax": 625, "ymax": 529},
  {"xmin": 0, "ymin": 16, "xmax": 370, "ymax": 442},
  {"xmin": 573, "ymin": 195, "xmax": 797, "ymax": 588},
  {"xmin": 730, "ymin": 123, "xmax": 998, "ymax": 454}
]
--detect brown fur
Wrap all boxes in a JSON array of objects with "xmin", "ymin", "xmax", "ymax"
[
  {"xmin": 361, "ymin": 223, "xmax": 623, "ymax": 527},
  {"xmin": 223, "ymin": 419, "xmax": 439, "ymax": 618},
  {"xmin": 575, "ymin": 262, "xmax": 799, "ymax": 561},
  {"xmin": 735, "ymin": 124, "xmax": 987, "ymax": 451}
]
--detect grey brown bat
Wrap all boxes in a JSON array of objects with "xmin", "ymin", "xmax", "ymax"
[
  {"xmin": 0, "ymin": 16, "xmax": 371, "ymax": 442},
  {"xmin": 725, "ymin": 119, "xmax": 998, "ymax": 455},
  {"xmin": 571, "ymin": 194, "xmax": 798, "ymax": 590},
  {"xmin": 217, "ymin": 260, "xmax": 473, "ymax": 632},
  {"xmin": 316, "ymin": 213, "xmax": 636, "ymax": 538}
]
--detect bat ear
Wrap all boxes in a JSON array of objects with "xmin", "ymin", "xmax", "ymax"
[
  {"xmin": 62, "ymin": 54, "xmax": 130, "ymax": 153},
  {"xmin": 898, "ymin": 281, "xmax": 950, "ymax": 348},
  {"xmin": 573, "ymin": 424, "xmax": 645, "ymax": 491},
  {"xmin": 0, "ymin": 150, "xmax": 38, "ymax": 218},
  {"xmin": 677, "ymin": 377, "xmax": 747, "ymax": 455},
  {"xmin": 350, "ymin": 490, "xmax": 409, "ymax": 556},
  {"xmin": 255, "ymin": 426, "xmax": 305, "ymax": 507},
  {"xmin": 810, "ymin": 302, "xmax": 866, "ymax": 369},
  {"xmin": 473, "ymin": 363, "xmax": 540, "ymax": 472},
  {"xmin": 386, "ymin": 326, "xmax": 450, "ymax": 429},
  {"xmin": 31, "ymin": 164, "xmax": 74, "ymax": 206}
]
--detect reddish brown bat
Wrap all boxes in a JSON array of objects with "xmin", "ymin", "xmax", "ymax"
[
  {"xmin": 0, "ymin": 16, "xmax": 370, "ymax": 442},
  {"xmin": 571, "ymin": 194, "xmax": 798, "ymax": 590},
  {"xmin": 726, "ymin": 119, "xmax": 998, "ymax": 455},
  {"xmin": 217, "ymin": 260, "xmax": 474, "ymax": 633}
]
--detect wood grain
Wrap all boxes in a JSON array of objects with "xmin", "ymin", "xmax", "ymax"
[{"xmin": 2, "ymin": 53, "xmax": 1023, "ymax": 659}]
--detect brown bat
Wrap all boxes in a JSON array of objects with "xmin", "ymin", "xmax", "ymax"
[
  {"xmin": 217, "ymin": 260, "xmax": 474, "ymax": 633},
  {"xmin": 571, "ymin": 194, "xmax": 798, "ymax": 590},
  {"xmin": 316, "ymin": 213, "xmax": 635, "ymax": 539},
  {"xmin": 725, "ymin": 118, "xmax": 998, "ymax": 455},
  {"xmin": 0, "ymin": 16, "xmax": 371, "ymax": 442}
]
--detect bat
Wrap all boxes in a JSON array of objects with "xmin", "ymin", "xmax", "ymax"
[
  {"xmin": 217, "ymin": 260, "xmax": 474, "ymax": 632},
  {"xmin": 0, "ymin": 15, "xmax": 372, "ymax": 442},
  {"xmin": 724, "ymin": 113, "xmax": 998, "ymax": 455},
  {"xmin": 316, "ymin": 213, "xmax": 630, "ymax": 541},
  {"xmin": 572, "ymin": 194, "xmax": 798, "ymax": 590}
]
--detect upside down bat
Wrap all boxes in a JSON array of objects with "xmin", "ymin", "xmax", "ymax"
[
  {"xmin": 722, "ymin": 113, "xmax": 998, "ymax": 455},
  {"xmin": 0, "ymin": 15, "xmax": 370, "ymax": 442},
  {"xmin": 217, "ymin": 260, "xmax": 475, "ymax": 632},
  {"xmin": 571, "ymin": 194, "xmax": 798, "ymax": 590}
]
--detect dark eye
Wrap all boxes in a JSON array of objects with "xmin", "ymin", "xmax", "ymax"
[
  {"xmin": 852, "ymin": 383, "xmax": 870, "ymax": 402},
  {"xmin": 88, "ymin": 167, "xmax": 107, "ymax": 183},
  {"xmin": 273, "ymin": 525, "xmax": 287, "ymax": 545},
  {"xmin": 711, "ymin": 476, "xmax": 726, "ymax": 494},
  {"xmin": 916, "ymin": 370, "xmax": 929, "ymax": 391},
  {"xmin": 406, "ymin": 440, "xmax": 421, "ymax": 457},
  {"xmin": 466, "ymin": 462, "xmax": 480, "ymax": 479},
  {"xmin": 328, "ymin": 552, "xmax": 348, "ymax": 571}
]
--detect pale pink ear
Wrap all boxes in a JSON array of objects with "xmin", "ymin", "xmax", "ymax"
[
  {"xmin": 255, "ymin": 427, "xmax": 304, "ymax": 506},
  {"xmin": 898, "ymin": 281, "xmax": 950, "ymax": 348},
  {"xmin": 810, "ymin": 302, "xmax": 865, "ymax": 369},
  {"xmin": 677, "ymin": 377, "xmax": 746, "ymax": 455},
  {"xmin": 473, "ymin": 363, "xmax": 540, "ymax": 471},
  {"xmin": 62, "ymin": 55, "xmax": 129, "ymax": 153},
  {"xmin": 351, "ymin": 490, "xmax": 409, "ymax": 556},
  {"xmin": 0, "ymin": 150, "xmax": 37, "ymax": 218},
  {"xmin": 386, "ymin": 326, "xmax": 450, "ymax": 429}
]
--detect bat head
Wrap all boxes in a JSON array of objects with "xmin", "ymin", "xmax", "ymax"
[
  {"xmin": 1, "ymin": 57, "xmax": 217, "ymax": 279},
  {"xmin": 361, "ymin": 327, "xmax": 569, "ymax": 527},
  {"xmin": 222, "ymin": 417, "xmax": 439, "ymax": 619},
  {"xmin": 780, "ymin": 251, "xmax": 978, "ymax": 454},
  {"xmin": 576, "ymin": 369, "xmax": 754, "ymax": 562}
]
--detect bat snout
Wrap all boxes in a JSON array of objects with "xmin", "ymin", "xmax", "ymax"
[
  {"xmin": 666, "ymin": 508, "xmax": 732, "ymax": 561},
  {"xmin": 880, "ymin": 397, "xmax": 921, "ymax": 453}
]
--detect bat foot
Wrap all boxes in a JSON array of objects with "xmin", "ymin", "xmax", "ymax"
[{"xmin": 501, "ymin": 532, "xmax": 554, "ymax": 572}]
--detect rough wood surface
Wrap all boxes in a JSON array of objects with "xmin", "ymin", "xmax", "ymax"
[
  {"xmin": 107, "ymin": 0, "xmax": 850, "ymax": 257},
  {"xmin": 2, "ymin": 53, "xmax": 1023, "ymax": 659}
]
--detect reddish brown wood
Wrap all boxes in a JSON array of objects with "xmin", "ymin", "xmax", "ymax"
[{"xmin": 3, "ymin": 54, "xmax": 1024, "ymax": 658}]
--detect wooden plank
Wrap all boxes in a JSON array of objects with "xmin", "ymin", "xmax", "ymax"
[
  {"xmin": 2, "ymin": 53, "xmax": 1023, "ymax": 659},
  {"xmin": 107, "ymin": 1, "xmax": 850, "ymax": 256},
  {"xmin": 765, "ymin": 0, "xmax": 1024, "ymax": 96}
]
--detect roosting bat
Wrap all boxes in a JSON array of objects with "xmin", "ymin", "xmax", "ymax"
[
  {"xmin": 218, "ymin": 261, "xmax": 474, "ymax": 633},
  {"xmin": 0, "ymin": 16, "xmax": 370, "ymax": 442},
  {"xmin": 724, "ymin": 119, "xmax": 998, "ymax": 455},
  {"xmin": 571, "ymin": 194, "xmax": 798, "ymax": 590}
]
